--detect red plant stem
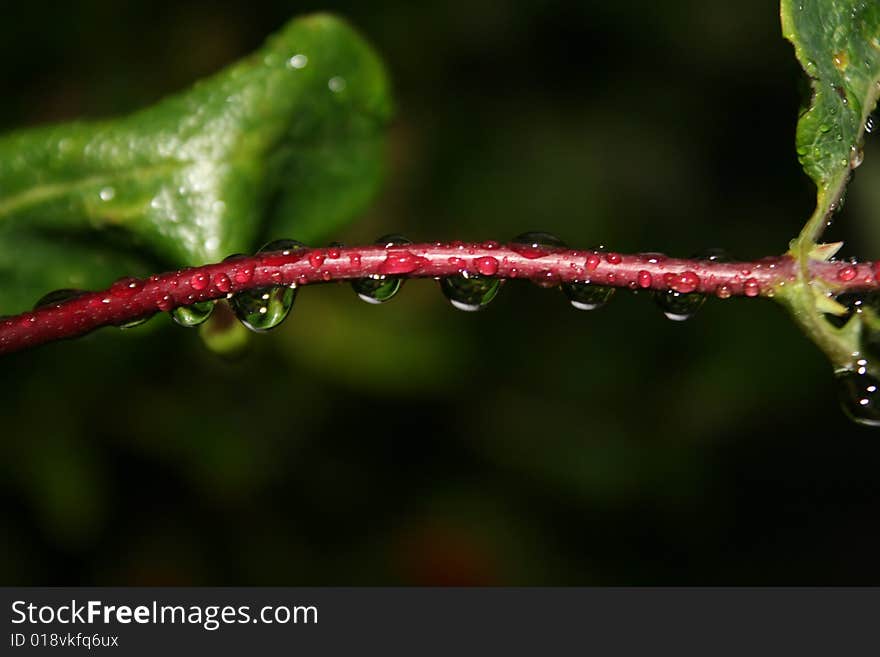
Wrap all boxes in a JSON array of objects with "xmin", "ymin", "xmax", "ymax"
[{"xmin": 1, "ymin": 242, "xmax": 877, "ymax": 355}]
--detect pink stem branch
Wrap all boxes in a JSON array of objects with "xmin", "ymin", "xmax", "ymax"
[{"xmin": 1, "ymin": 241, "xmax": 876, "ymax": 355}]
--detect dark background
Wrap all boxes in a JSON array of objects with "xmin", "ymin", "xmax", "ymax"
[{"xmin": 1, "ymin": 0, "xmax": 879, "ymax": 584}]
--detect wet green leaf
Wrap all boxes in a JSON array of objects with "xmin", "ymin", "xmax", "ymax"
[
  {"xmin": 0, "ymin": 13, "xmax": 391, "ymax": 314},
  {"xmin": 782, "ymin": 0, "xmax": 880, "ymax": 194},
  {"xmin": 778, "ymin": 2, "xmax": 880, "ymax": 377}
]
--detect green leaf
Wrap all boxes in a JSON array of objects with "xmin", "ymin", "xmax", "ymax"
[
  {"xmin": 778, "ymin": 1, "xmax": 880, "ymax": 372},
  {"xmin": 782, "ymin": 0, "xmax": 880, "ymax": 197},
  {"xmin": 0, "ymin": 13, "xmax": 391, "ymax": 313}
]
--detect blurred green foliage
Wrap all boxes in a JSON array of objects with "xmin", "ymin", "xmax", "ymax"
[
  {"xmin": 1, "ymin": 0, "xmax": 880, "ymax": 585},
  {"xmin": 0, "ymin": 14, "xmax": 390, "ymax": 314}
]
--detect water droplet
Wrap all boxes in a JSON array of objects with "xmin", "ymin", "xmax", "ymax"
[
  {"xmin": 231, "ymin": 285, "xmax": 296, "ymax": 332},
  {"xmin": 474, "ymin": 256, "xmax": 499, "ymax": 276},
  {"xmin": 287, "ymin": 53, "xmax": 308, "ymax": 69},
  {"xmin": 866, "ymin": 114, "xmax": 877, "ymax": 133},
  {"xmin": 510, "ymin": 233, "xmax": 569, "ymax": 287},
  {"xmin": 836, "ymin": 368, "xmax": 880, "ymax": 427},
  {"xmin": 99, "ymin": 186, "xmax": 115, "ymax": 201},
  {"xmin": 440, "ymin": 272, "xmax": 501, "ymax": 311},
  {"xmin": 213, "ymin": 273, "xmax": 232, "ymax": 293},
  {"xmin": 637, "ymin": 270, "xmax": 653, "ymax": 288},
  {"xmin": 117, "ymin": 313, "xmax": 151, "ymax": 329},
  {"xmin": 352, "ymin": 235, "xmax": 412, "ymax": 303},
  {"xmin": 669, "ymin": 271, "xmax": 700, "ymax": 294},
  {"xmin": 824, "ymin": 292, "xmax": 876, "ymax": 330},
  {"xmin": 654, "ymin": 290, "xmax": 704, "ymax": 321},
  {"xmin": 509, "ymin": 232, "xmax": 566, "ymax": 259},
  {"xmin": 534, "ymin": 270, "xmax": 560, "ymax": 288},
  {"xmin": 101, "ymin": 284, "xmax": 153, "ymax": 329},
  {"xmin": 258, "ymin": 239, "xmax": 308, "ymax": 268},
  {"xmin": 605, "ymin": 252, "xmax": 622, "ymax": 265},
  {"xmin": 652, "ymin": 251, "xmax": 721, "ymax": 319},
  {"xmin": 585, "ymin": 254, "xmax": 601, "ymax": 271},
  {"xmin": 716, "ymin": 284, "xmax": 732, "ymax": 299},
  {"xmin": 171, "ymin": 301, "xmax": 214, "ymax": 327},
  {"xmin": 110, "ymin": 277, "xmax": 144, "ymax": 297},
  {"xmin": 190, "ymin": 272, "xmax": 209, "ymax": 291},
  {"xmin": 308, "ymin": 251, "xmax": 326, "ymax": 268},
  {"xmin": 694, "ymin": 248, "xmax": 731, "ymax": 262},
  {"xmin": 328, "ymin": 76, "xmax": 346, "ymax": 92},
  {"xmin": 225, "ymin": 254, "xmax": 254, "ymax": 284},
  {"xmin": 376, "ymin": 234, "xmax": 412, "ymax": 248},
  {"xmin": 260, "ymin": 239, "xmax": 308, "ymax": 256},
  {"xmin": 837, "ymin": 265, "xmax": 857, "ymax": 281},
  {"xmin": 743, "ymin": 278, "xmax": 760, "ymax": 297},
  {"xmin": 563, "ymin": 282, "xmax": 614, "ymax": 310},
  {"xmin": 353, "ymin": 276, "xmax": 402, "ymax": 304},
  {"xmin": 850, "ymin": 145, "xmax": 864, "ymax": 169},
  {"xmin": 638, "ymin": 253, "xmax": 667, "ymax": 264},
  {"xmin": 378, "ymin": 250, "xmax": 426, "ymax": 275},
  {"xmin": 34, "ymin": 288, "xmax": 150, "ymax": 328},
  {"xmin": 34, "ymin": 288, "xmax": 84, "ymax": 309},
  {"xmin": 157, "ymin": 295, "xmax": 175, "ymax": 312}
]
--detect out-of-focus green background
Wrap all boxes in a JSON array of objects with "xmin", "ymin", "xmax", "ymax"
[{"xmin": 2, "ymin": 0, "xmax": 879, "ymax": 585}]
